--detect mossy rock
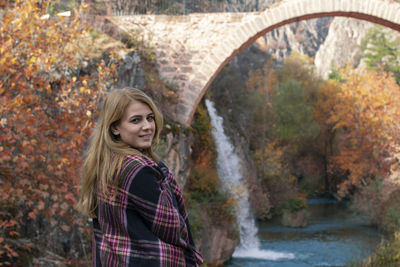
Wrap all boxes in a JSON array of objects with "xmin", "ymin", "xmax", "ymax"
[{"xmin": 281, "ymin": 209, "xmax": 309, "ymax": 228}]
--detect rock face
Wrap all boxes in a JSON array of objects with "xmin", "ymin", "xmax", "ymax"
[
  {"xmin": 195, "ymin": 210, "xmax": 239, "ymax": 265},
  {"xmin": 157, "ymin": 128, "xmax": 194, "ymax": 188},
  {"xmin": 230, "ymin": 131, "xmax": 273, "ymax": 220},
  {"xmin": 117, "ymin": 50, "xmax": 146, "ymax": 89},
  {"xmin": 281, "ymin": 209, "xmax": 309, "ymax": 228},
  {"xmin": 314, "ymin": 17, "xmax": 374, "ymax": 79},
  {"xmin": 254, "ymin": 17, "xmax": 332, "ymax": 66}
]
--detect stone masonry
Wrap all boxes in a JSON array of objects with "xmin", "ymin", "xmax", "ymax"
[{"xmin": 101, "ymin": 0, "xmax": 400, "ymax": 126}]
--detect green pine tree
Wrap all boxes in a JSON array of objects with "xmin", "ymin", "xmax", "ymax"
[{"xmin": 361, "ymin": 26, "xmax": 400, "ymax": 83}]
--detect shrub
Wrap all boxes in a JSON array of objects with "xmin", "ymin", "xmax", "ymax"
[
  {"xmin": 352, "ymin": 180, "xmax": 400, "ymax": 233},
  {"xmin": 185, "ymin": 166, "xmax": 236, "ymax": 227},
  {"xmin": 362, "ymin": 232, "xmax": 400, "ymax": 267},
  {"xmin": 382, "ymin": 189, "xmax": 400, "ymax": 233},
  {"xmin": 278, "ymin": 195, "xmax": 308, "ymax": 214}
]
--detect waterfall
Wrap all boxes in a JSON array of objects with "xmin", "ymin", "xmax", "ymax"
[{"xmin": 205, "ymin": 99, "xmax": 295, "ymax": 260}]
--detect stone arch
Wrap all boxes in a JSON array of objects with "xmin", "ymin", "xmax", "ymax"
[{"xmin": 107, "ymin": 0, "xmax": 400, "ymax": 126}]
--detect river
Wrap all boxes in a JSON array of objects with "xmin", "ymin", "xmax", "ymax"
[{"xmin": 225, "ymin": 199, "xmax": 384, "ymax": 267}]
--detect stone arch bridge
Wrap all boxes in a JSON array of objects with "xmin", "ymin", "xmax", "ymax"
[{"xmin": 102, "ymin": 0, "xmax": 400, "ymax": 126}]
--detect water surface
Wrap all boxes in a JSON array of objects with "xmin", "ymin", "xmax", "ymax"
[{"xmin": 226, "ymin": 199, "xmax": 383, "ymax": 267}]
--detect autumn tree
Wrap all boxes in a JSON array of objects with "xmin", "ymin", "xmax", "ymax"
[
  {"xmin": 327, "ymin": 67, "xmax": 400, "ymax": 196},
  {"xmin": 313, "ymin": 80, "xmax": 341, "ymax": 192},
  {"xmin": 253, "ymin": 141, "xmax": 299, "ymax": 212},
  {"xmin": 0, "ymin": 0, "xmax": 118, "ymax": 264},
  {"xmin": 245, "ymin": 58, "xmax": 276, "ymax": 150}
]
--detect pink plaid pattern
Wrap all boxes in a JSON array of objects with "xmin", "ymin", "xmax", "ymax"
[{"xmin": 92, "ymin": 154, "xmax": 203, "ymax": 266}]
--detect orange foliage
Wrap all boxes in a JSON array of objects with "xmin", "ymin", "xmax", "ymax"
[
  {"xmin": 327, "ymin": 67, "xmax": 400, "ymax": 196},
  {"xmin": 314, "ymin": 80, "xmax": 340, "ymax": 133},
  {"xmin": 253, "ymin": 141, "xmax": 298, "ymax": 209},
  {"xmin": 0, "ymin": 0, "xmax": 118, "ymax": 264}
]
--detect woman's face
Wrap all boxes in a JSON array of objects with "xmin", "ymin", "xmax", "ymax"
[{"xmin": 113, "ymin": 100, "xmax": 156, "ymax": 150}]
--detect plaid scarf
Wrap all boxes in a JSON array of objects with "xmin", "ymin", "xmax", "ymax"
[{"xmin": 92, "ymin": 154, "xmax": 203, "ymax": 266}]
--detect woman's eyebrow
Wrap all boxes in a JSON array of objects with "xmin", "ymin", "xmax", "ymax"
[
  {"xmin": 129, "ymin": 112, "xmax": 153, "ymax": 119},
  {"xmin": 129, "ymin": 114, "xmax": 142, "ymax": 119}
]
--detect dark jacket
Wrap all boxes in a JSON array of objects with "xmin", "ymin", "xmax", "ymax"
[{"xmin": 93, "ymin": 154, "xmax": 203, "ymax": 266}]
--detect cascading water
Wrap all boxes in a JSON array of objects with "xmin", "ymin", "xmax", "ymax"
[{"xmin": 205, "ymin": 99, "xmax": 295, "ymax": 260}]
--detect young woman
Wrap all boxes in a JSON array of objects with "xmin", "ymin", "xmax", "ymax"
[{"xmin": 77, "ymin": 88, "xmax": 203, "ymax": 266}]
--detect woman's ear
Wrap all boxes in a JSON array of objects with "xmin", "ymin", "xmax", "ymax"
[{"xmin": 110, "ymin": 123, "xmax": 120, "ymax": 136}]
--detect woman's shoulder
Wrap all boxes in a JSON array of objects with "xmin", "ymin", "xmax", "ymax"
[
  {"xmin": 124, "ymin": 154, "xmax": 157, "ymax": 167},
  {"xmin": 118, "ymin": 154, "xmax": 157, "ymax": 187},
  {"xmin": 121, "ymin": 154, "xmax": 158, "ymax": 177}
]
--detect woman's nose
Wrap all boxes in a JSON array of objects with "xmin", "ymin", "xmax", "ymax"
[{"xmin": 142, "ymin": 120, "xmax": 152, "ymax": 130}]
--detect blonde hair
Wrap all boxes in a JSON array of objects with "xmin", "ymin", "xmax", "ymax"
[{"xmin": 76, "ymin": 87, "xmax": 163, "ymax": 217}]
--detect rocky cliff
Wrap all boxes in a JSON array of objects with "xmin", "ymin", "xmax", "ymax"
[
  {"xmin": 251, "ymin": 16, "xmax": 377, "ymax": 76},
  {"xmin": 314, "ymin": 17, "xmax": 374, "ymax": 79},
  {"xmin": 194, "ymin": 209, "xmax": 239, "ymax": 265},
  {"xmin": 254, "ymin": 17, "xmax": 332, "ymax": 67}
]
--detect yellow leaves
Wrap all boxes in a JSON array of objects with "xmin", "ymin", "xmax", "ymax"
[
  {"xmin": 329, "ymin": 69, "xmax": 399, "ymax": 135},
  {"xmin": 26, "ymin": 56, "xmax": 36, "ymax": 66},
  {"xmin": 45, "ymin": 30, "xmax": 53, "ymax": 38},
  {"xmin": 328, "ymin": 67, "xmax": 400, "ymax": 195},
  {"xmin": 383, "ymin": 115, "xmax": 393, "ymax": 122},
  {"xmin": 10, "ymin": 58, "xmax": 18, "ymax": 65},
  {"xmin": 2, "ymin": 12, "xmax": 14, "ymax": 26}
]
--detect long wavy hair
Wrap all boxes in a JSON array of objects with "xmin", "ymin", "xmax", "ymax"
[{"xmin": 76, "ymin": 87, "xmax": 163, "ymax": 217}]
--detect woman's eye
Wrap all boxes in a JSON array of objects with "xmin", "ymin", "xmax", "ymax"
[
  {"xmin": 147, "ymin": 115, "xmax": 155, "ymax": 122},
  {"xmin": 131, "ymin": 118, "xmax": 140, "ymax": 123}
]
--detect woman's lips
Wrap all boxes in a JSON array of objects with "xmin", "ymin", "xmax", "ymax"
[{"xmin": 140, "ymin": 134, "xmax": 153, "ymax": 140}]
